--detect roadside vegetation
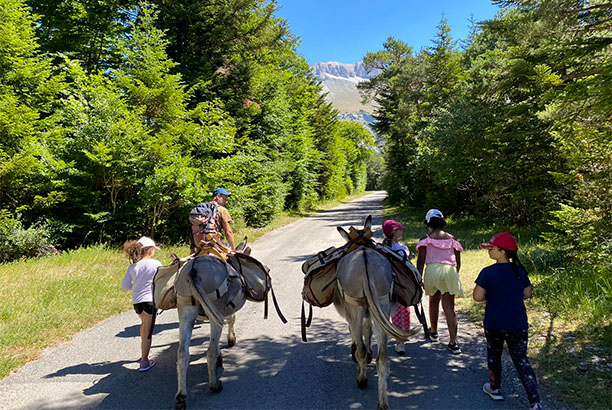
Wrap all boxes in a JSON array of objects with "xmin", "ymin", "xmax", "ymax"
[
  {"xmin": 0, "ymin": 0, "xmax": 375, "ymax": 264},
  {"xmin": 385, "ymin": 206, "xmax": 611, "ymax": 410},
  {"xmin": 0, "ymin": 193, "xmax": 367, "ymax": 379}
]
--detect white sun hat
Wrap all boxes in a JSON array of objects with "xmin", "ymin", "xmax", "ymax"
[{"xmin": 138, "ymin": 236, "xmax": 160, "ymax": 249}]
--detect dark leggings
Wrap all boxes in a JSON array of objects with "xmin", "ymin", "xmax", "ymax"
[{"xmin": 485, "ymin": 328, "xmax": 540, "ymax": 405}]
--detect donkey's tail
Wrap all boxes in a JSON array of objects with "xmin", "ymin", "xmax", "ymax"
[
  {"xmin": 362, "ymin": 250, "xmax": 420, "ymax": 342},
  {"xmin": 188, "ymin": 271, "xmax": 226, "ymax": 327}
]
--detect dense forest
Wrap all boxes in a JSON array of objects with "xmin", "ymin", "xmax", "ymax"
[
  {"xmin": 360, "ymin": 0, "xmax": 611, "ymax": 274},
  {"xmin": 0, "ymin": 0, "xmax": 375, "ymax": 261}
]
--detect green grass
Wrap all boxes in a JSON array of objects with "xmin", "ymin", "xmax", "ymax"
[
  {"xmin": 0, "ymin": 191, "xmax": 371, "ymax": 379},
  {"xmin": 385, "ymin": 205, "xmax": 612, "ymax": 410}
]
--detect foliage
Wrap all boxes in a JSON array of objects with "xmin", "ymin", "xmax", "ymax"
[
  {"xmin": 362, "ymin": 1, "xmax": 611, "ymax": 269},
  {"xmin": 365, "ymin": 151, "xmax": 384, "ymax": 190},
  {"xmin": 0, "ymin": 1, "xmax": 371, "ymax": 262},
  {"xmin": 0, "ymin": 210, "xmax": 55, "ymax": 263}
]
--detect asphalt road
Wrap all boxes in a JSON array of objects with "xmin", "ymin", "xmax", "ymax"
[{"xmin": 0, "ymin": 191, "xmax": 566, "ymax": 410}]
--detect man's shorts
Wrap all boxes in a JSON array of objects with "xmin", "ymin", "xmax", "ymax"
[{"xmin": 133, "ymin": 302, "xmax": 156, "ymax": 316}]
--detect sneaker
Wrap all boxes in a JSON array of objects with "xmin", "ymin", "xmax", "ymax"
[
  {"xmin": 530, "ymin": 403, "xmax": 543, "ymax": 410},
  {"xmin": 394, "ymin": 342, "xmax": 405, "ymax": 355},
  {"xmin": 139, "ymin": 359, "xmax": 155, "ymax": 372},
  {"xmin": 428, "ymin": 329, "xmax": 439, "ymax": 342},
  {"xmin": 483, "ymin": 383, "xmax": 504, "ymax": 401},
  {"xmin": 447, "ymin": 342, "xmax": 461, "ymax": 354}
]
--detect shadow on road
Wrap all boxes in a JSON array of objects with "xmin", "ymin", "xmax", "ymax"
[
  {"xmin": 114, "ymin": 321, "xmax": 179, "ymax": 338},
  {"xmin": 32, "ymin": 315, "xmax": 504, "ymax": 410}
]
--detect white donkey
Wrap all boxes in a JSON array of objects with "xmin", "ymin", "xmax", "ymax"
[
  {"xmin": 173, "ymin": 251, "xmax": 285, "ymax": 410},
  {"xmin": 333, "ymin": 217, "xmax": 418, "ymax": 410},
  {"xmin": 173, "ymin": 254, "xmax": 246, "ymax": 410}
]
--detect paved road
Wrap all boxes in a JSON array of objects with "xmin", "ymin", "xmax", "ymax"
[{"xmin": 0, "ymin": 192, "xmax": 565, "ymax": 409}]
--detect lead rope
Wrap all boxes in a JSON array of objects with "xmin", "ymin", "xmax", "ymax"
[{"xmin": 414, "ymin": 301, "xmax": 430, "ymax": 340}]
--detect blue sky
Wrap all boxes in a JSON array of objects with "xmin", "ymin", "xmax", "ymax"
[{"xmin": 275, "ymin": 1, "xmax": 501, "ymax": 64}]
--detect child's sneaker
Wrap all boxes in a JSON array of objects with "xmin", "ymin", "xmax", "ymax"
[
  {"xmin": 483, "ymin": 382, "xmax": 504, "ymax": 401},
  {"xmin": 394, "ymin": 342, "xmax": 405, "ymax": 355},
  {"xmin": 139, "ymin": 359, "xmax": 155, "ymax": 372},
  {"xmin": 428, "ymin": 328, "xmax": 439, "ymax": 342},
  {"xmin": 530, "ymin": 403, "xmax": 543, "ymax": 410},
  {"xmin": 447, "ymin": 342, "xmax": 461, "ymax": 354}
]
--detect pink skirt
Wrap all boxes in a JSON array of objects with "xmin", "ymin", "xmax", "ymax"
[{"xmin": 392, "ymin": 304, "xmax": 411, "ymax": 330}]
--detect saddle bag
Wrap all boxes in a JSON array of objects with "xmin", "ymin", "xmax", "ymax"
[
  {"xmin": 226, "ymin": 252, "xmax": 287, "ymax": 324},
  {"xmin": 303, "ymin": 262, "xmax": 337, "ymax": 308},
  {"xmin": 301, "ymin": 246, "xmax": 347, "ymax": 308},
  {"xmin": 152, "ymin": 261, "xmax": 180, "ymax": 310},
  {"xmin": 227, "ymin": 252, "xmax": 270, "ymax": 302},
  {"xmin": 376, "ymin": 243, "xmax": 423, "ymax": 307}
]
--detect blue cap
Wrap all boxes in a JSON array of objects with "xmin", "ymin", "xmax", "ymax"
[
  {"xmin": 425, "ymin": 209, "xmax": 444, "ymax": 223},
  {"xmin": 212, "ymin": 187, "xmax": 231, "ymax": 197}
]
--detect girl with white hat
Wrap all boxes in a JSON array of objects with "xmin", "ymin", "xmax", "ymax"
[{"xmin": 121, "ymin": 236, "xmax": 162, "ymax": 371}]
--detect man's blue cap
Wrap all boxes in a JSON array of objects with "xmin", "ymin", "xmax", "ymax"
[{"xmin": 212, "ymin": 187, "xmax": 231, "ymax": 197}]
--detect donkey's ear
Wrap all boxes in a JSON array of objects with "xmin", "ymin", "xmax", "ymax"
[
  {"xmin": 337, "ymin": 226, "xmax": 350, "ymax": 241},
  {"xmin": 235, "ymin": 236, "xmax": 248, "ymax": 252},
  {"xmin": 364, "ymin": 215, "xmax": 372, "ymax": 231}
]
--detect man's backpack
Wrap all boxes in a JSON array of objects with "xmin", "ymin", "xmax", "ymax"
[{"xmin": 190, "ymin": 202, "xmax": 219, "ymax": 247}]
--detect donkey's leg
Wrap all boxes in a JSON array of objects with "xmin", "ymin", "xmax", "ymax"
[
  {"xmin": 346, "ymin": 305, "xmax": 369, "ymax": 389},
  {"xmin": 226, "ymin": 313, "xmax": 236, "ymax": 347},
  {"xmin": 363, "ymin": 312, "xmax": 373, "ymax": 363},
  {"xmin": 373, "ymin": 309, "xmax": 390, "ymax": 410},
  {"xmin": 207, "ymin": 321, "xmax": 224, "ymax": 393},
  {"xmin": 175, "ymin": 304, "xmax": 198, "ymax": 410}
]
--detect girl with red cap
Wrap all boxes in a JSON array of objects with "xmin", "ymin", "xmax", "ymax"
[
  {"xmin": 474, "ymin": 232, "xmax": 541, "ymax": 410},
  {"xmin": 382, "ymin": 219, "xmax": 411, "ymax": 354}
]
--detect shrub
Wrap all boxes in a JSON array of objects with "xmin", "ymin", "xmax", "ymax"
[{"xmin": 0, "ymin": 210, "xmax": 56, "ymax": 263}]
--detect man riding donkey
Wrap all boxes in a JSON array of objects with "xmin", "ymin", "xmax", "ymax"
[{"xmin": 190, "ymin": 187, "xmax": 247, "ymax": 257}]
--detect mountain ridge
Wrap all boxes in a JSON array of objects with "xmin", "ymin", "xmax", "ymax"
[{"xmin": 311, "ymin": 61, "xmax": 378, "ymax": 115}]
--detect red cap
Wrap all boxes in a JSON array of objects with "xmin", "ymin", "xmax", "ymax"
[
  {"xmin": 382, "ymin": 220, "xmax": 406, "ymax": 235},
  {"xmin": 480, "ymin": 232, "xmax": 518, "ymax": 252}
]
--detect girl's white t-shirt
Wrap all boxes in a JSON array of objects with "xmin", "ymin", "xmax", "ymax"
[
  {"xmin": 121, "ymin": 259, "xmax": 163, "ymax": 304},
  {"xmin": 392, "ymin": 242, "xmax": 410, "ymax": 258}
]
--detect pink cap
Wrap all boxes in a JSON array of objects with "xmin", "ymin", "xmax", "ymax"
[
  {"xmin": 382, "ymin": 220, "xmax": 406, "ymax": 235},
  {"xmin": 480, "ymin": 232, "xmax": 517, "ymax": 252}
]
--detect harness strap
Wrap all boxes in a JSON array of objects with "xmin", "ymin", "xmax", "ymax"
[
  {"xmin": 414, "ymin": 302, "xmax": 431, "ymax": 340},
  {"xmin": 337, "ymin": 280, "xmax": 367, "ymax": 306},
  {"xmin": 270, "ymin": 283, "xmax": 287, "ymax": 323},
  {"xmin": 301, "ymin": 300, "xmax": 307, "ymax": 342},
  {"xmin": 177, "ymin": 294, "xmax": 197, "ymax": 306}
]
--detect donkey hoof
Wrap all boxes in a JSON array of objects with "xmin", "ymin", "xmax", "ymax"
[
  {"xmin": 227, "ymin": 337, "xmax": 236, "ymax": 348},
  {"xmin": 357, "ymin": 378, "xmax": 368, "ymax": 389},
  {"xmin": 216, "ymin": 354, "xmax": 223, "ymax": 367},
  {"xmin": 174, "ymin": 393, "xmax": 186, "ymax": 410},
  {"xmin": 377, "ymin": 403, "xmax": 390, "ymax": 410},
  {"xmin": 210, "ymin": 381, "xmax": 223, "ymax": 393},
  {"xmin": 351, "ymin": 343, "xmax": 357, "ymax": 363}
]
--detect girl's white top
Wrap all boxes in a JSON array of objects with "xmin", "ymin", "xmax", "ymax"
[
  {"xmin": 122, "ymin": 259, "xmax": 163, "ymax": 304},
  {"xmin": 392, "ymin": 242, "xmax": 410, "ymax": 258}
]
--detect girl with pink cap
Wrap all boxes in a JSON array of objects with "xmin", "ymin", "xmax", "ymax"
[{"xmin": 382, "ymin": 219, "xmax": 411, "ymax": 354}]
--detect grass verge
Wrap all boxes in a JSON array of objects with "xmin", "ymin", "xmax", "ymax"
[
  {"xmin": 385, "ymin": 205, "xmax": 611, "ymax": 410},
  {"xmin": 0, "ymin": 191, "xmax": 371, "ymax": 379}
]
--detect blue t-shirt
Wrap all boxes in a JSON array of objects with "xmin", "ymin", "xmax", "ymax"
[{"xmin": 475, "ymin": 262, "xmax": 531, "ymax": 329}]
